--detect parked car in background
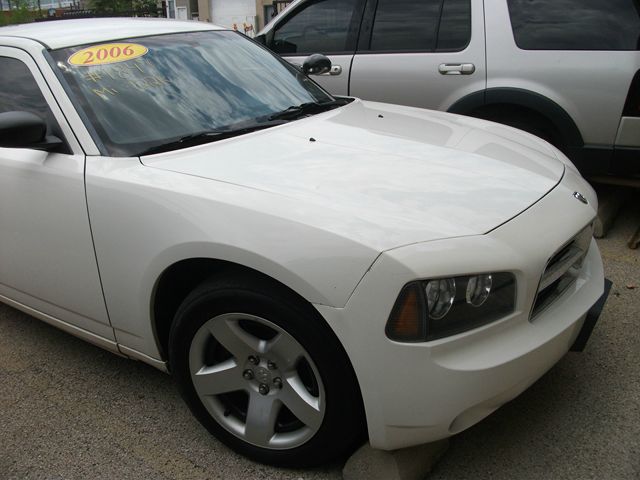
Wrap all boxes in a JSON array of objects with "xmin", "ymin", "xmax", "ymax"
[
  {"xmin": 1, "ymin": 18, "xmax": 609, "ymax": 468},
  {"xmin": 257, "ymin": 0, "xmax": 640, "ymax": 177}
]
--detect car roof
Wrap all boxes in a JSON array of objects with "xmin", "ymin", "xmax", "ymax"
[{"xmin": 0, "ymin": 18, "xmax": 225, "ymax": 49}]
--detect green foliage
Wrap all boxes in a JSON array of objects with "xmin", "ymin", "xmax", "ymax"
[
  {"xmin": 88, "ymin": 0, "xmax": 157, "ymax": 12},
  {"xmin": 88, "ymin": 0, "xmax": 129, "ymax": 12},
  {"xmin": 0, "ymin": 0, "xmax": 42, "ymax": 26},
  {"xmin": 132, "ymin": 0, "xmax": 157, "ymax": 10},
  {"xmin": 0, "ymin": 0, "xmax": 159, "ymax": 26}
]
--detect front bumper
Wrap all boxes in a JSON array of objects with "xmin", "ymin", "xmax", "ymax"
[{"xmin": 315, "ymin": 169, "xmax": 607, "ymax": 450}]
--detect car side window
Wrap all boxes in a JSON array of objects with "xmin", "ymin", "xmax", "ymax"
[
  {"xmin": 507, "ymin": 0, "xmax": 640, "ymax": 51},
  {"xmin": 270, "ymin": 0, "xmax": 361, "ymax": 55},
  {"xmin": 366, "ymin": 0, "xmax": 471, "ymax": 53},
  {"xmin": 0, "ymin": 56, "xmax": 62, "ymax": 138}
]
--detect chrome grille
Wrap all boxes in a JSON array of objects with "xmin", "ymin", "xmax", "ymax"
[{"xmin": 530, "ymin": 223, "xmax": 594, "ymax": 319}]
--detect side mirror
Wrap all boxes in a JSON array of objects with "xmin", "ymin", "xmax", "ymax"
[
  {"xmin": 302, "ymin": 54, "xmax": 331, "ymax": 75},
  {"xmin": 0, "ymin": 111, "xmax": 62, "ymax": 151}
]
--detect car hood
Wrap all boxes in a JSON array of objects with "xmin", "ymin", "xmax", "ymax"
[{"xmin": 141, "ymin": 99, "xmax": 565, "ymax": 251}]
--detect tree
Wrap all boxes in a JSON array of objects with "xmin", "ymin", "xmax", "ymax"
[
  {"xmin": 0, "ymin": 0, "xmax": 41, "ymax": 26},
  {"xmin": 89, "ymin": 0, "xmax": 131, "ymax": 13},
  {"xmin": 89, "ymin": 0, "xmax": 157, "ymax": 12},
  {"xmin": 132, "ymin": 0, "xmax": 157, "ymax": 11}
]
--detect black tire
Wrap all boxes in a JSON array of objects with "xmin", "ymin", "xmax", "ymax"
[{"xmin": 168, "ymin": 273, "xmax": 366, "ymax": 467}]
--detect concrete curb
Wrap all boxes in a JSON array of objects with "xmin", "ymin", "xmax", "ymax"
[
  {"xmin": 593, "ymin": 185, "xmax": 631, "ymax": 238},
  {"xmin": 342, "ymin": 440, "xmax": 450, "ymax": 480}
]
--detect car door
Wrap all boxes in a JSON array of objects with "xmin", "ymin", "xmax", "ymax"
[
  {"xmin": 0, "ymin": 48, "xmax": 113, "ymax": 341},
  {"xmin": 349, "ymin": 0, "xmax": 486, "ymax": 111},
  {"xmin": 264, "ymin": 0, "xmax": 367, "ymax": 95}
]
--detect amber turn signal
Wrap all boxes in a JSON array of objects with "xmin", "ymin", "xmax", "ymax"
[{"xmin": 385, "ymin": 283, "xmax": 426, "ymax": 341}]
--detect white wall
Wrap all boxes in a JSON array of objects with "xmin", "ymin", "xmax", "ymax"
[{"xmin": 210, "ymin": 0, "xmax": 257, "ymax": 36}]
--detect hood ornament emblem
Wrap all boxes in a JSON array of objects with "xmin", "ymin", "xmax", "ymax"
[{"xmin": 573, "ymin": 192, "xmax": 588, "ymax": 205}]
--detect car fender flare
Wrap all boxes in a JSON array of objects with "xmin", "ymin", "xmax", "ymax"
[
  {"xmin": 144, "ymin": 242, "xmax": 358, "ymax": 362},
  {"xmin": 448, "ymin": 88, "xmax": 584, "ymax": 148}
]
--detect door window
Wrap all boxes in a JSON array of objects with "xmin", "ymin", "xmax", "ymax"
[
  {"xmin": 270, "ymin": 0, "xmax": 362, "ymax": 54},
  {"xmin": 366, "ymin": 0, "xmax": 471, "ymax": 53},
  {"xmin": 0, "ymin": 57, "xmax": 62, "ymax": 139},
  {"xmin": 507, "ymin": 0, "xmax": 640, "ymax": 51},
  {"xmin": 437, "ymin": 0, "xmax": 472, "ymax": 51}
]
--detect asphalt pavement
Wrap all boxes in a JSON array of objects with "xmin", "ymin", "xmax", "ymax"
[{"xmin": 1, "ymin": 194, "xmax": 638, "ymax": 480}]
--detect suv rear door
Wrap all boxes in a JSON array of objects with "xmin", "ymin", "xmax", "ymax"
[
  {"xmin": 349, "ymin": 0, "xmax": 486, "ymax": 111},
  {"xmin": 264, "ymin": 0, "xmax": 367, "ymax": 95}
]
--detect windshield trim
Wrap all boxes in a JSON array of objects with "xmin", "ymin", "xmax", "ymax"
[{"xmin": 44, "ymin": 48, "xmax": 108, "ymax": 156}]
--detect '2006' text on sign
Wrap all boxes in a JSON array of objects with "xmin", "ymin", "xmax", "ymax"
[{"xmin": 68, "ymin": 43, "xmax": 148, "ymax": 67}]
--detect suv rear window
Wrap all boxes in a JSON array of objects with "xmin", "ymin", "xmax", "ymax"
[{"xmin": 507, "ymin": 0, "xmax": 640, "ymax": 51}]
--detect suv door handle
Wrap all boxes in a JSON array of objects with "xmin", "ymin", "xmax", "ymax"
[
  {"xmin": 438, "ymin": 63, "xmax": 475, "ymax": 75},
  {"xmin": 314, "ymin": 65, "xmax": 342, "ymax": 76}
]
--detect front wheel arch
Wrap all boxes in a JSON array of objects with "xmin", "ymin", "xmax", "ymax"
[{"xmin": 152, "ymin": 257, "xmax": 334, "ymax": 363}]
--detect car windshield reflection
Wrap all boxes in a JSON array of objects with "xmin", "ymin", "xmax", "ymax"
[{"xmin": 51, "ymin": 31, "xmax": 334, "ymax": 156}]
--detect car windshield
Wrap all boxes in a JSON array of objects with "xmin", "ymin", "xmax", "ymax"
[{"xmin": 50, "ymin": 30, "xmax": 334, "ymax": 156}]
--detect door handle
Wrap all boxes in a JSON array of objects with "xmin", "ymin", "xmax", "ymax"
[
  {"xmin": 438, "ymin": 63, "xmax": 475, "ymax": 75},
  {"xmin": 314, "ymin": 65, "xmax": 342, "ymax": 76}
]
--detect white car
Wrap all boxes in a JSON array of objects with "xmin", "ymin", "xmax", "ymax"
[{"xmin": 0, "ymin": 18, "xmax": 609, "ymax": 467}]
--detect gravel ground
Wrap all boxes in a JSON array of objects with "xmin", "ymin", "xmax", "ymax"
[{"xmin": 1, "ymin": 194, "xmax": 638, "ymax": 480}]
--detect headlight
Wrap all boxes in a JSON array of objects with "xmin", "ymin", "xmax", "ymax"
[
  {"xmin": 466, "ymin": 274, "xmax": 492, "ymax": 307},
  {"xmin": 386, "ymin": 273, "xmax": 516, "ymax": 342},
  {"xmin": 424, "ymin": 278, "xmax": 456, "ymax": 319}
]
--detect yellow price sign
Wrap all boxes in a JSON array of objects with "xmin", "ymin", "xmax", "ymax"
[{"xmin": 68, "ymin": 43, "xmax": 148, "ymax": 67}]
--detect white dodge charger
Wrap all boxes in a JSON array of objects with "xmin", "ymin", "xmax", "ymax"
[{"xmin": 0, "ymin": 18, "xmax": 609, "ymax": 467}]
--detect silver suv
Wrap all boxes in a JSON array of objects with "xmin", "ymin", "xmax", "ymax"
[{"xmin": 257, "ymin": 0, "xmax": 640, "ymax": 177}]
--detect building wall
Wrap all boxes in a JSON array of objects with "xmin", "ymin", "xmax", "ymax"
[
  {"xmin": 173, "ymin": 0, "xmax": 187, "ymax": 18},
  {"xmin": 197, "ymin": 0, "xmax": 209, "ymax": 21},
  {"xmin": 168, "ymin": 0, "xmax": 274, "ymax": 31},
  {"xmin": 210, "ymin": 0, "xmax": 257, "ymax": 35},
  {"xmin": 256, "ymin": 0, "xmax": 276, "ymax": 30}
]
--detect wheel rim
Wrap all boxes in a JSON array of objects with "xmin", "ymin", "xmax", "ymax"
[{"xmin": 188, "ymin": 313, "xmax": 326, "ymax": 450}]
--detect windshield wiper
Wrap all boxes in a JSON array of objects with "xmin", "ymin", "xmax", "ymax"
[
  {"xmin": 137, "ymin": 99, "xmax": 351, "ymax": 156},
  {"xmin": 136, "ymin": 122, "xmax": 285, "ymax": 156},
  {"xmin": 268, "ymin": 98, "xmax": 350, "ymax": 121}
]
